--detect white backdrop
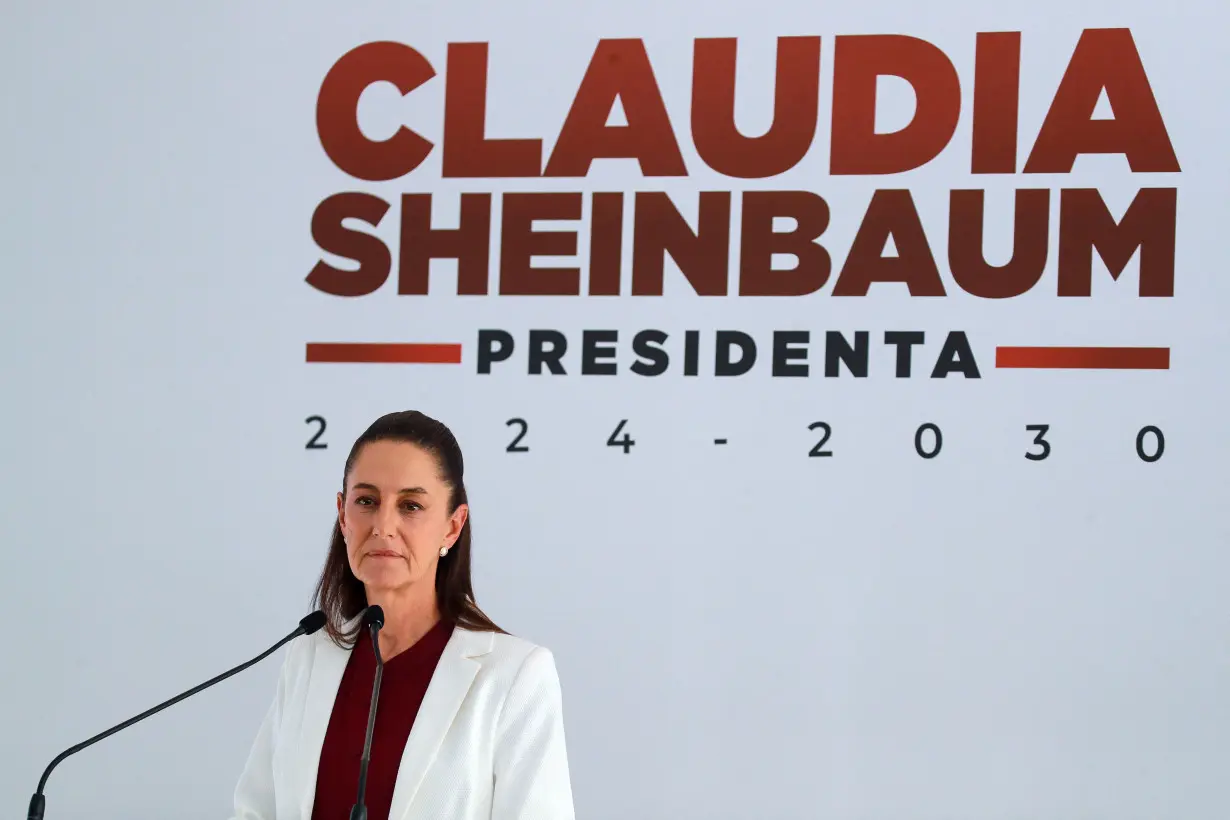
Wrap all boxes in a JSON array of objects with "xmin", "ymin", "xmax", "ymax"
[{"xmin": 3, "ymin": 2, "xmax": 1228, "ymax": 819}]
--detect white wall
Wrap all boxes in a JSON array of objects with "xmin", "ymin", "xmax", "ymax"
[{"xmin": 2, "ymin": 2, "xmax": 1227, "ymax": 818}]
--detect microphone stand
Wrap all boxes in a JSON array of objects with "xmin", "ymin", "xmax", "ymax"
[
  {"xmin": 27, "ymin": 611, "xmax": 326, "ymax": 820},
  {"xmin": 350, "ymin": 606, "xmax": 385, "ymax": 820}
]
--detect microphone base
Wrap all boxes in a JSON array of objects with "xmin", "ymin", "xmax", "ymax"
[
  {"xmin": 28, "ymin": 793, "xmax": 46, "ymax": 820},
  {"xmin": 349, "ymin": 805, "xmax": 367, "ymax": 820}
]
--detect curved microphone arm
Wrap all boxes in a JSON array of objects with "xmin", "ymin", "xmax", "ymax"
[{"xmin": 28, "ymin": 611, "xmax": 325, "ymax": 820}]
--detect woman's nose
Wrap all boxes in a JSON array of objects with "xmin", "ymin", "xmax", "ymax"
[{"xmin": 376, "ymin": 505, "xmax": 398, "ymax": 535}]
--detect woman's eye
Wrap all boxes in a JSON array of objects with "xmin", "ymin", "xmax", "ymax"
[
  {"xmin": 356, "ymin": 496, "xmax": 375, "ymax": 506},
  {"xmin": 401, "ymin": 502, "xmax": 421, "ymax": 512}
]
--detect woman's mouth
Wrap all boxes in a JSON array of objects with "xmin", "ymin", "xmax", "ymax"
[{"xmin": 368, "ymin": 549, "xmax": 401, "ymax": 559}]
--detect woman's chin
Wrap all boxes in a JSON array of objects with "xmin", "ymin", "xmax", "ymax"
[{"xmin": 358, "ymin": 565, "xmax": 412, "ymax": 590}]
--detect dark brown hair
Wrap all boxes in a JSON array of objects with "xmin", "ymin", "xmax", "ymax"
[{"xmin": 313, "ymin": 410, "xmax": 505, "ymax": 646}]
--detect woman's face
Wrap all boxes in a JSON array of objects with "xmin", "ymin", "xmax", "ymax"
[{"xmin": 337, "ymin": 440, "xmax": 467, "ymax": 595}]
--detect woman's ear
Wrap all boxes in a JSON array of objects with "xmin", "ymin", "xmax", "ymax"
[
  {"xmin": 336, "ymin": 491, "xmax": 346, "ymax": 531},
  {"xmin": 448, "ymin": 503, "xmax": 469, "ymax": 544}
]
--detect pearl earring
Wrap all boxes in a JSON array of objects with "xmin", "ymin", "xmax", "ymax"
[{"xmin": 439, "ymin": 545, "xmax": 449, "ymax": 557}]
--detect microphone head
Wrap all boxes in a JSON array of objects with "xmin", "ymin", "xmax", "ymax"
[
  {"xmin": 299, "ymin": 611, "xmax": 327, "ymax": 635},
  {"xmin": 364, "ymin": 605, "xmax": 385, "ymax": 630}
]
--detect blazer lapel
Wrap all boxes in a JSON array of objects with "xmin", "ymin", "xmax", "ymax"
[
  {"xmin": 296, "ymin": 622, "xmax": 356, "ymax": 820},
  {"xmin": 388, "ymin": 627, "xmax": 493, "ymax": 820}
]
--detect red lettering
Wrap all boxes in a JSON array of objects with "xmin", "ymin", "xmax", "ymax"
[
  {"xmin": 948, "ymin": 189, "xmax": 1049, "ymax": 298},
  {"xmin": 499, "ymin": 193, "xmax": 582, "ymax": 294},
  {"xmin": 398, "ymin": 193, "xmax": 492, "ymax": 294},
  {"xmin": 306, "ymin": 193, "xmax": 392, "ymax": 296},
  {"xmin": 1025, "ymin": 29, "xmax": 1180, "ymax": 172},
  {"xmin": 833, "ymin": 190, "xmax": 946, "ymax": 295},
  {"xmin": 971, "ymin": 32, "xmax": 1021, "ymax": 174},
  {"xmin": 1058, "ymin": 188, "xmax": 1176, "ymax": 296},
  {"xmin": 443, "ymin": 43, "xmax": 543, "ymax": 177},
  {"xmin": 316, "ymin": 30, "xmax": 1181, "ymax": 184},
  {"xmin": 692, "ymin": 37, "xmax": 821, "ymax": 178},
  {"xmin": 545, "ymin": 39, "xmax": 687, "ymax": 177},
  {"xmin": 830, "ymin": 35, "xmax": 961, "ymax": 175},
  {"xmin": 589, "ymin": 193, "xmax": 624, "ymax": 295},
  {"xmin": 631, "ymin": 192, "xmax": 731, "ymax": 295},
  {"xmin": 739, "ymin": 191, "xmax": 832, "ymax": 295},
  {"xmin": 305, "ymin": 188, "xmax": 1180, "ymax": 300},
  {"xmin": 316, "ymin": 42, "xmax": 435, "ymax": 181}
]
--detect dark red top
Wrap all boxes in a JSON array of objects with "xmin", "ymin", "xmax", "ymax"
[{"xmin": 311, "ymin": 618, "xmax": 454, "ymax": 820}]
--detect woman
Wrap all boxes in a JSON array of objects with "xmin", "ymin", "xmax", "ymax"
[{"xmin": 230, "ymin": 411, "xmax": 575, "ymax": 819}]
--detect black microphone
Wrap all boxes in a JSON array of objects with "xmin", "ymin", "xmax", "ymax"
[
  {"xmin": 350, "ymin": 604, "xmax": 386, "ymax": 820},
  {"xmin": 27, "ymin": 610, "xmax": 327, "ymax": 820}
]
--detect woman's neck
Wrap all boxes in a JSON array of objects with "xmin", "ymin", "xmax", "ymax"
[{"xmin": 364, "ymin": 585, "xmax": 441, "ymax": 661}]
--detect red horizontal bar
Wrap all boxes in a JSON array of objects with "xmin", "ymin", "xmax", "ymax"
[
  {"xmin": 995, "ymin": 346, "xmax": 1169, "ymax": 370},
  {"xmin": 306, "ymin": 343, "xmax": 462, "ymax": 364}
]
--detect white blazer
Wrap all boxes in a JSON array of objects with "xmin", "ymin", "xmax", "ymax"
[{"xmin": 229, "ymin": 621, "xmax": 575, "ymax": 820}]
